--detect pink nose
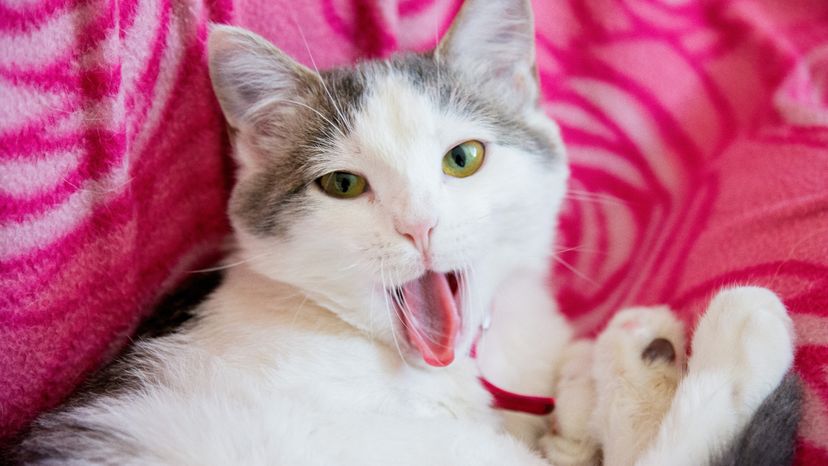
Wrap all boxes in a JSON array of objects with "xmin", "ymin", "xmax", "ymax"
[{"xmin": 395, "ymin": 219, "xmax": 436, "ymax": 253}]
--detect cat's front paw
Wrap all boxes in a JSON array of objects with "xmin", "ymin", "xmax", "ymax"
[
  {"xmin": 689, "ymin": 286, "xmax": 795, "ymax": 416},
  {"xmin": 590, "ymin": 306, "xmax": 685, "ymax": 466},
  {"xmin": 592, "ymin": 306, "xmax": 686, "ymax": 386}
]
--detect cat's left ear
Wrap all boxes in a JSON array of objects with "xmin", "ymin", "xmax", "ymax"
[{"xmin": 436, "ymin": 0, "xmax": 539, "ymax": 110}]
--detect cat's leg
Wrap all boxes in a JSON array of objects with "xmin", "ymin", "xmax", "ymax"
[
  {"xmin": 590, "ymin": 306, "xmax": 684, "ymax": 466},
  {"xmin": 538, "ymin": 340, "xmax": 601, "ymax": 466},
  {"xmin": 475, "ymin": 269, "xmax": 573, "ymax": 445},
  {"xmin": 635, "ymin": 287, "xmax": 796, "ymax": 466}
]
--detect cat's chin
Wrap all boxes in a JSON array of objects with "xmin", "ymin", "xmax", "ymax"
[{"xmin": 389, "ymin": 270, "xmax": 464, "ymax": 368}]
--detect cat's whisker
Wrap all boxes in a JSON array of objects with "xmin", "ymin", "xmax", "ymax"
[
  {"xmin": 553, "ymin": 245, "xmax": 608, "ymax": 255},
  {"xmin": 565, "ymin": 190, "xmax": 630, "ymax": 207},
  {"xmin": 289, "ymin": 293, "xmax": 310, "ymax": 327},
  {"xmin": 337, "ymin": 258, "xmax": 368, "ymax": 273},
  {"xmin": 460, "ymin": 262, "xmax": 473, "ymax": 333},
  {"xmin": 468, "ymin": 265, "xmax": 479, "ymax": 327},
  {"xmin": 389, "ymin": 271, "xmax": 424, "ymax": 341},
  {"xmin": 189, "ymin": 250, "xmax": 278, "ymax": 273},
  {"xmin": 433, "ymin": 17, "xmax": 442, "ymax": 102},
  {"xmin": 380, "ymin": 258, "xmax": 410, "ymax": 367},
  {"xmin": 552, "ymin": 255, "xmax": 598, "ymax": 286},
  {"xmin": 367, "ymin": 285, "xmax": 376, "ymax": 345},
  {"xmin": 291, "ymin": 16, "xmax": 353, "ymax": 136},
  {"xmin": 281, "ymin": 99, "xmax": 347, "ymax": 139},
  {"xmin": 458, "ymin": 255, "xmax": 478, "ymax": 332}
]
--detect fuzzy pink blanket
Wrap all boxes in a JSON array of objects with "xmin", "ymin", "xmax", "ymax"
[{"xmin": 1, "ymin": 0, "xmax": 827, "ymax": 461}]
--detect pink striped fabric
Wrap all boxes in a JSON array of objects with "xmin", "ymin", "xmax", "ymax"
[{"xmin": 1, "ymin": 0, "xmax": 827, "ymax": 462}]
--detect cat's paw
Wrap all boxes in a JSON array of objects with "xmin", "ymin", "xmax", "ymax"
[
  {"xmin": 689, "ymin": 286, "xmax": 795, "ymax": 416},
  {"xmin": 592, "ymin": 306, "xmax": 686, "ymax": 386},
  {"xmin": 590, "ymin": 306, "xmax": 685, "ymax": 466}
]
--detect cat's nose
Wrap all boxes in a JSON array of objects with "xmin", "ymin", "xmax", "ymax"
[{"xmin": 395, "ymin": 218, "xmax": 436, "ymax": 254}]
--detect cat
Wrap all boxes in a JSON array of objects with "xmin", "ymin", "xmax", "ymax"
[{"xmin": 5, "ymin": 0, "xmax": 800, "ymax": 464}]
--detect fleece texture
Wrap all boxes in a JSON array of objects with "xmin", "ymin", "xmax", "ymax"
[{"xmin": 1, "ymin": 0, "xmax": 827, "ymax": 463}]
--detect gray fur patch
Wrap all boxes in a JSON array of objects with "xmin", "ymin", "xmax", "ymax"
[
  {"xmin": 710, "ymin": 372, "xmax": 803, "ymax": 466},
  {"xmin": 389, "ymin": 53, "xmax": 560, "ymax": 162},
  {"xmin": 231, "ymin": 68, "xmax": 369, "ymax": 237}
]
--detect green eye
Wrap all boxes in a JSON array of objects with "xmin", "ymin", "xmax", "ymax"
[
  {"xmin": 442, "ymin": 140, "xmax": 485, "ymax": 178},
  {"xmin": 317, "ymin": 171, "xmax": 367, "ymax": 199}
]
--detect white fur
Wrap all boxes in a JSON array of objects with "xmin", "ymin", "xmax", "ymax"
[{"xmin": 54, "ymin": 267, "xmax": 551, "ymax": 465}]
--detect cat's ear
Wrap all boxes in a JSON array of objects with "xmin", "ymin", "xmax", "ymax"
[
  {"xmin": 436, "ymin": 0, "xmax": 539, "ymax": 110},
  {"xmin": 207, "ymin": 25, "xmax": 317, "ymax": 131}
]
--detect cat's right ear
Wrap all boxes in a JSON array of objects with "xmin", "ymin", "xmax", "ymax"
[{"xmin": 207, "ymin": 25, "xmax": 317, "ymax": 132}]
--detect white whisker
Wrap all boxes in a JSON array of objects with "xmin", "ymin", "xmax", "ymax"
[
  {"xmin": 290, "ymin": 15, "xmax": 353, "ymax": 135},
  {"xmin": 565, "ymin": 189, "xmax": 630, "ymax": 207},
  {"xmin": 380, "ymin": 258, "xmax": 411, "ymax": 367},
  {"xmin": 552, "ymin": 255, "xmax": 598, "ymax": 285},
  {"xmin": 289, "ymin": 294, "xmax": 310, "ymax": 327},
  {"xmin": 189, "ymin": 250, "xmax": 277, "ymax": 273},
  {"xmin": 281, "ymin": 99, "xmax": 347, "ymax": 139},
  {"xmin": 553, "ymin": 245, "xmax": 608, "ymax": 256}
]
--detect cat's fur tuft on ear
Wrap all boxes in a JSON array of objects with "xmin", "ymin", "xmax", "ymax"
[
  {"xmin": 436, "ymin": 0, "xmax": 539, "ymax": 111},
  {"xmin": 207, "ymin": 25, "xmax": 318, "ymax": 131}
]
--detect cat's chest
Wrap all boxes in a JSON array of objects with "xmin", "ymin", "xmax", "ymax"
[{"xmin": 265, "ymin": 338, "xmax": 495, "ymax": 423}]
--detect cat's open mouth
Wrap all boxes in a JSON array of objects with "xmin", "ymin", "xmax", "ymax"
[{"xmin": 391, "ymin": 271, "xmax": 463, "ymax": 367}]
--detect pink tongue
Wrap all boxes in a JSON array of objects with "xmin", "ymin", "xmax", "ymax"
[{"xmin": 400, "ymin": 272, "xmax": 460, "ymax": 367}]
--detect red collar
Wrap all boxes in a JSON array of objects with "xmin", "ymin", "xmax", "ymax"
[
  {"xmin": 470, "ymin": 329, "xmax": 556, "ymax": 416},
  {"xmin": 478, "ymin": 376, "xmax": 555, "ymax": 415}
]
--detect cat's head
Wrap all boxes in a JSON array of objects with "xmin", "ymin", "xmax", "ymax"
[{"xmin": 207, "ymin": 0, "xmax": 567, "ymax": 367}]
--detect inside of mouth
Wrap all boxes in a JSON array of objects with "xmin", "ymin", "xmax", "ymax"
[
  {"xmin": 391, "ymin": 271, "xmax": 462, "ymax": 367},
  {"xmin": 394, "ymin": 272, "xmax": 460, "ymax": 298},
  {"xmin": 446, "ymin": 272, "xmax": 459, "ymax": 296}
]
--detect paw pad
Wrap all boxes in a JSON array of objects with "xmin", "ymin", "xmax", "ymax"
[{"xmin": 641, "ymin": 338, "xmax": 676, "ymax": 364}]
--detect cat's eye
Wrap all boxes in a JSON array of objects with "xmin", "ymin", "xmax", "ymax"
[
  {"xmin": 442, "ymin": 140, "xmax": 485, "ymax": 178},
  {"xmin": 317, "ymin": 171, "xmax": 367, "ymax": 199}
]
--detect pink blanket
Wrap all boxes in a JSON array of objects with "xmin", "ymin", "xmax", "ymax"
[{"xmin": 1, "ymin": 0, "xmax": 827, "ymax": 461}]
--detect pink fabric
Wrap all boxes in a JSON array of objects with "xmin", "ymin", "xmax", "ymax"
[{"xmin": 1, "ymin": 0, "xmax": 826, "ymax": 461}]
